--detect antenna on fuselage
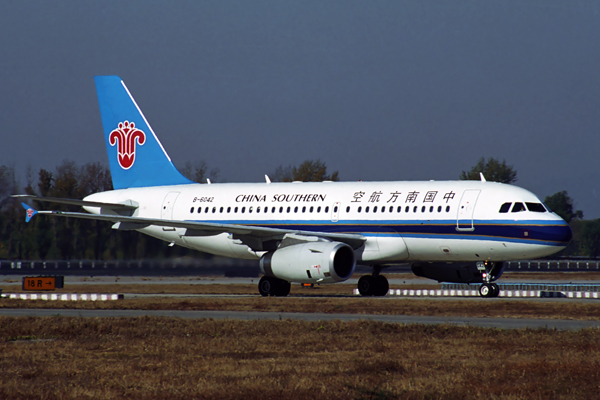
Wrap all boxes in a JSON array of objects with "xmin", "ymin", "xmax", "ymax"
[
  {"xmin": 207, "ymin": 179, "xmax": 211, "ymax": 184},
  {"xmin": 265, "ymin": 175, "xmax": 271, "ymax": 184},
  {"xmin": 479, "ymin": 173, "xmax": 486, "ymax": 182}
]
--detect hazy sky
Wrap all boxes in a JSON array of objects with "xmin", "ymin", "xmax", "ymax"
[{"xmin": 2, "ymin": 1, "xmax": 600, "ymax": 217}]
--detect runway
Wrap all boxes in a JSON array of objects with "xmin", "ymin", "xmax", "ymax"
[{"xmin": 1, "ymin": 308, "xmax": 598, "ymax": 331}]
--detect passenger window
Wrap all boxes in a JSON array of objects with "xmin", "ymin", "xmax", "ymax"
[
  {"xmin": 421, "ymin": 206, "xmax": 426, "ymax": 212},
  {"xmin": 212, "ymin": 207, "xmax": 216, "ymax": 213},
  {"xmin": 272, "ymin": 207, "xmax": 276, "ymax": 213},
  {"xmin": 358, "ymin": 206, "xmax": 362, "ymax": 213},
  {"xmin": 437, "ymin": 206, "xmax": 442, "ymax": 212},
  {"xmin": 334, "ymin": 206, "xmax": 338, "ymax": 213},
  {"xmin": 287, "ymin": 207, "xmax": 291, "ymax": 213},
  {"xmin": 294, "ymin": 206, "xmax": 298, "ymax": 213},
  {"xmin": 512, "ymin": 203, "xmax": 526, "ymax": 212},
  {"xmin": 429, "ymin": 206, "xmax": 434, "ymax": 212},
  {"xmin": 241, "ymin": 207, "xmax": 246, "ymax": 213},
  {"xmin": 365, "ymin": 206, "xmax": 370, "ymax": 213},
  {"xmin": 526, "ymin": 202, "xmax": 547, "ymax": 212},
  {"xmin": 190, "ymin": 207, "xmax": 194, "ymax": 213},
  {"xmin": 205, "ymin": 207, "xmax": 209, "ymax": 213},
  {"xmin": 317, "ymin": 206, "xmax": 321, "ymax": 213},
  {"xmin": 499, "ymin": 203, "xmax": 511, "ymax": 213},
  {"xmin": 311, "ymin": 206, "xmax": 315, "ymax": 213},
  {"xmin": 302, "ymin": 206, "xmax": 306, "ymax": 213},
  {"xmin": 256, "ymin": 207, "xmax": 260, "ymax": 213},
  {"xmin": 373, "ymin": 206, "xmax": 378, "ymax": 212},
  {"xmin": 249, "ymin": 207, "xmax": 253, "ymax": 213},
  {"xmin": 325, "ymin": 206, "xmax": 329, "ymax": 213},
  {"xmin": 413, "ymin": 206, "xmax": 418, "ymax": 212},
  {"xmin": 234, "ymin": 207, "xmax": 238, "ymax": 213},
  {"xmin": 220, "ymin": 207, "xmax": 223, "ymax": 213},
  {"xmin": 397, "ymin": 206, "xmax": 402, "ymax": 213},
  {"xmin": 405, "ymin": 206, "xmax": 410, "ymax": 212},
  {"xmin": 446, "ymin": 206, "xmax": 450, "ymax": 212},
  {"xmin": 345, "ymin": 206, "xmax": 350, "ymax": 213},
  {"xmin": 198, "ymin": 207, "xmax": 202, "ymax": 214},
  {"xmin": 279, "ymin": 207, "xmax": 283, "ymax": 213},
  {"xmin": 227, "ymin": 207, "xmax": 231, "ymax": 213}
]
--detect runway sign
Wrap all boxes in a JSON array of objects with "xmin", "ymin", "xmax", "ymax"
[{"xmin": 22, "ymin": 276, "xmax": 64, "ymax": 291}]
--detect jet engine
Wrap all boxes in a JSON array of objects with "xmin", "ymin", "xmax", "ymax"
[
  {"xmin": 411, "ymin": 261, "xmax": 505, "ymax": 283},
  {"xmin": 260, "ymin": 241, "xmax": 356, "ymax": 284}
]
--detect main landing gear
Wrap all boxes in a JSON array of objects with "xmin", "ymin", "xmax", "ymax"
[
  {"xmin": 357, "ymin": 266, "xmax": 389, "ymax": 296},
  {"xmin": 258, "ymin": 276, "xmax": 291, "ymax": 297}
]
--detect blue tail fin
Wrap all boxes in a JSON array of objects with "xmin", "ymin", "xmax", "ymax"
[{"xmin": 94, "ymin": 76, "xmax": 193, "ymax": 189}]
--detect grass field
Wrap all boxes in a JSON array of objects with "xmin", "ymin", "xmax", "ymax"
[{"xmin": 2, "ymin": 317, "xmax": 600, "ymax": 399}]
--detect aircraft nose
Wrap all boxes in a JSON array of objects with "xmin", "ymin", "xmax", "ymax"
[{"xmin": 560, "ymin": 222, "xmax": 573, "ymax": 245}]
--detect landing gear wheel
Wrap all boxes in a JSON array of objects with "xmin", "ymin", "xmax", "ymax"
[
  {"xmin": 479, "ymin": 283, "xmax": 492, "ymax": 298},
  {"xmin": 258, "ymin": 276, "xmax": 273, "ymax": 297},
  {"xmin": 358, "ymin": 275, "xmax": 375, "ymax": 296},
  {"xmin": 258, "ymin": 276, "xmax": 291, "ymax": 297},
  {"xmin": 490, "ymin": 283, "xmax": 500, "ymax": 298},
  {"xmin": 277, "ymin": 280, "xmax": 291, "ymax": 297},
  {"xmin": 374, "ymin": 275, "xmax": 389, "ymax": 297}
]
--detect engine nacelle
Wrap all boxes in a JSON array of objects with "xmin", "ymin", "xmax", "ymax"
[
  {"xmin": 411, "ymin": 261, "xmax": 505, "ymax": 283},
  {"xmin": 260, "ymin": 241, "xmax": 356, "ymax": 284}
]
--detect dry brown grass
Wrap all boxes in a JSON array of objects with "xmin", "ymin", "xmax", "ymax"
[
  {"xmin": 2, "ymin": 296, "xmax": 600, "ymax": 321},
  {"xmin": 1, "ymin": 316, "xmax": 599, "ymax": 399}
]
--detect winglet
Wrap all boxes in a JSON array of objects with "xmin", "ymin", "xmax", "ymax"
[{"xmin": 21, "ymin": 203, "xmax": 38, "ymax": 223}]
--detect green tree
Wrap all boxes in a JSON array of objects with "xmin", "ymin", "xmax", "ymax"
[
  {"xmin": 272, "ymin": 160, "xmax": 339, "ymax": 182},
  {"xmin": 580, "ymin": 219, "xmax": 600, "ymax": 258},
  {"xmin": 544, "ymin": 191, "xmax": 583, "ymax": 223},
  {"xmin": 180, "ymin": 161, "xmax": 219, "ymax": 183},
  {"xmin": 460, "ymin": 158, "xmax": 517, "ymax": 184}
]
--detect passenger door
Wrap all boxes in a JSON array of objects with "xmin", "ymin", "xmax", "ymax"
[{"xmin": 456, "ymin": 190, "xmax": 480, "ymax": 231}]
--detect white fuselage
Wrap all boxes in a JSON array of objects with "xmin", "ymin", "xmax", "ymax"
[{"xmin": 84, "ymin": 180, "xmax": 572, "ymax": 265}]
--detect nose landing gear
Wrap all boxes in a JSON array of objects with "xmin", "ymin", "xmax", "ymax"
[
  {"xmin": 477, "ymin": 262, "xmax": 500, "ymax": 298},
  {"xmin": 478, "ymin": 282, "xmax": 500, "ymax": 297}
]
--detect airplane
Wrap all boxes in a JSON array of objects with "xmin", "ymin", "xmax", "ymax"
[{"xmin": 16, "ymin": 76, "xmax": 573, "ymax": 298}]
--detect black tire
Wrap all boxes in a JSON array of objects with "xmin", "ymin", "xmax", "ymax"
[
  {"xmin": 258, "ymin": 276, "xmax": 291, "ymax": 297},
  {"xmin": 277, "ymin": 280, "xmax": 291, "ymax": 297},
  {"xmin": 490, "ymin": 283, "xmax": 500, "ymax": 298},
  {"xmin": 258, "ymin": 276, "xmax": 272, "ymax": 297},
  {"xmin": 479, "ymin": 283, "xmax": 492, "ymax": 298},
  {"xmin": 374, "ymin": 275, "xmax": 389, "ymax": 296},
  {"xmin": 358, "ymin": 275, "xmax": 375, "ymax": 296}
]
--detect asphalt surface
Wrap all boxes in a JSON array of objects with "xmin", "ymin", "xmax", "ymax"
[{"xmin": 1, "ymin": 308, "xmax": 598, "ymax": 331}]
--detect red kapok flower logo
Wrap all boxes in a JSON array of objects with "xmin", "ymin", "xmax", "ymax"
[{"xmin": 109, "ymin": 121, "xmax": 146, "ymax": 170}]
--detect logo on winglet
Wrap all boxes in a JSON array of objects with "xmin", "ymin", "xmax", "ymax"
[{"xmin": 109, "ymin": 121, "xmax": 146, "ymax": 169}]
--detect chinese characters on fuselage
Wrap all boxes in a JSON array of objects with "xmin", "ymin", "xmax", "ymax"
[{"xmin": 351, "ymin": 191, "xmax": 455, "ymax": 204}]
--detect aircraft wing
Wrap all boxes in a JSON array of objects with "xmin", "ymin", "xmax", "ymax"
[{"xmin": 26, "ymin": 208, "xmax": 367, "ymax": 250}]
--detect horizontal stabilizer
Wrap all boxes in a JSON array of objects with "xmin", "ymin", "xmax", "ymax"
[
  {"xmin": 20, "ymin": 203, "xmax": 38, "ymax": 223},
  {"xmin": 12, "ymin": 195, "xmax": 138, "ymax": 210}
]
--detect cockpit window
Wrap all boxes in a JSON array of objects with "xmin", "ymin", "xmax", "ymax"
[
  {"xmin": 526, "ymin": 202, "xmax": 546, "ymax": 212},
  {"xmin": 511, "ymin": 202, "xmax": 526, "ymax": 212},
  {"xmin": 499, "ymin": 203, "xmax": 511, "ymax": 213}
]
